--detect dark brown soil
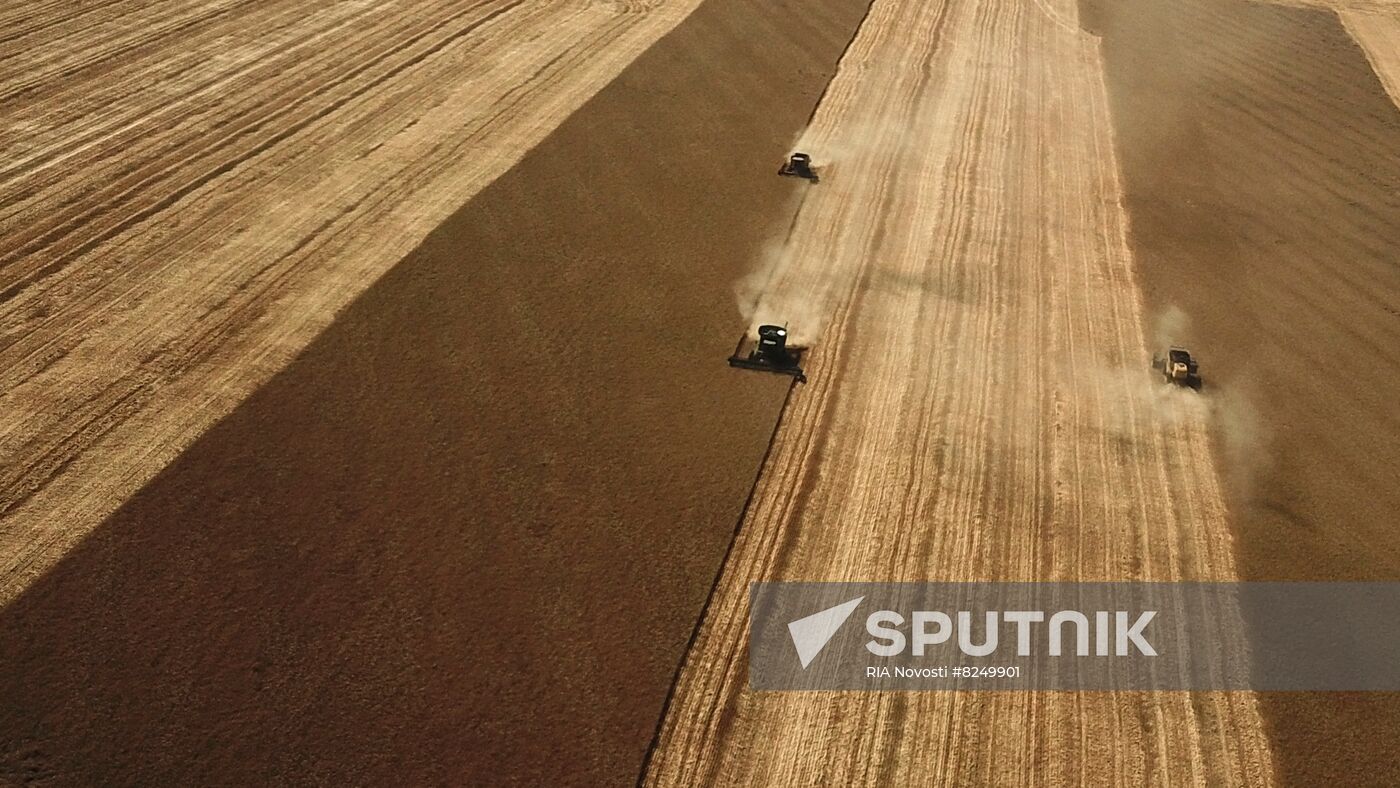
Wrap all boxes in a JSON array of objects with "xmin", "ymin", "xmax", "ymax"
[
  {"xmin": 1085, "ymin": 0, "xmax": 1400, "ymax": 783},
  {"xmin": 0, "ymin": 0, "xmax": 870, "ymax": 784}
]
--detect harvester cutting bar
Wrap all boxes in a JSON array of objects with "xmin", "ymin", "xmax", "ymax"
[{"xmin": 727, "ymin": 324, "xmax": 807, "ymax": 383}]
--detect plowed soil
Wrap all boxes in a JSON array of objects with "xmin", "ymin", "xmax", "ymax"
[{"xmin": 0, "ymin": 0, "xmax": 869, "ymax": 783}]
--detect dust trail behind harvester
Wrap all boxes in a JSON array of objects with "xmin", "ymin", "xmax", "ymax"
[
  {"xmin": 653, "ymin": 0, "xmax": 1277, "ymax": 780},
  {"xmin": 736, "ymin": 114, "xmax": 943, "ymax": 348},
  {"xmin": 1145, "ymin": 304, "xmax": 1271, "ymax": 498},
  {"xmin": 1153, "ymin": 303, "xmax": 1191, "ymax": 352}
]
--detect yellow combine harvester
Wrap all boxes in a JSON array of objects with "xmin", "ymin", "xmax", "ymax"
[{"xmin": 1152, "ymin": 346, "xmax": 1202, "ymax": 389}]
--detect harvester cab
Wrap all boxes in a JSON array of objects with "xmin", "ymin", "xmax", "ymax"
[
  {"xmin": 1152, "ymin": 346, "xmax": 1202, "ymax": 389},
  {"xmin": 727, "ymin": 324, "xmax": 806, "ymax": 383},
  {"xmin": 778, "ymin": 152, "xmax": 819, "ymax": 183}
]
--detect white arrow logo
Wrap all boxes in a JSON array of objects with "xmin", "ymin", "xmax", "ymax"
[{"xmin": 787, "ymin": 597, "xmax": 864, "ymax": 669}]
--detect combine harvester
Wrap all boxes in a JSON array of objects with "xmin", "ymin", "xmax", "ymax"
[
  {"xmin": 728, "ymin": 325, "xmax": 806, "ymax": 383},
  {"xmin": 778, "ymin": 152, "xmax": 819, "ymax": 183},
  {"xmin": 1153, "ymin": 346, "xmax": 1203, "ymax": 389},
  {"xmin": 730, "ymin": 154, "xmax": 820, "ymax": 383}
]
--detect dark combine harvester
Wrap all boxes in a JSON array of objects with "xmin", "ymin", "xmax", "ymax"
[
  {"xmin": 778, "ymin": 152, "xmax": 819, "ymax": 183},
  {"xmin": 728, "ymin": 324, "xmax": 806, "ymax": 383}
]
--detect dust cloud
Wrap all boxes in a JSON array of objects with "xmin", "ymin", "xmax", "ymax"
[
  {"xmin": 1152, "ymin": 304, "xmax": 1190, "ymax": 352},
  {"xmin": 1087, "ymin": 352, "xmax": 1270, "ymax": 501},
  {"xmin": 731, "ymin": 169, "xmax": 828, "ymax": 346},
  {"xmin": 733, "ymin": 122, "xmax": 923, "ymax": 347},
  {"xmin": 1212, "ymin": 376, "xmax": 1269, "ymax": 500},
  {"xmin": 1089, "ymin": 362, "xmax": 1211, "ymax": 434}
]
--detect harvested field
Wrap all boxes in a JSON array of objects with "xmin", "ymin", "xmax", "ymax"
[
  {"xmin": 0, "ymin": 0, "xmax": 716, "ymax": 605},
  {"xmin": 4, "ymin": 0, "xmax": 1400, "ymax": 784},
  {"xmin": 645, "ymin": 0, "xmax": 1274, "ymax": 783},
  {"xmin": 1086, "ymin": 0, "xmax": 1400, "ymax": 783},
  {"xmin": 0, "ymin": 0, "xmax": 869, "ymax": 783}
]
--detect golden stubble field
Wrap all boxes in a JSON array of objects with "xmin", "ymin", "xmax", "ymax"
[
  {"xmin": 0, "ymin": 0, "xmax": 711, "ymax": 605},
  {"xmin": 5, "ymin": 0, "xmax": 1400, "ymax": 784}
]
